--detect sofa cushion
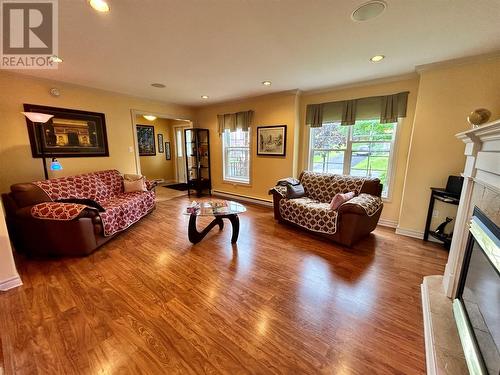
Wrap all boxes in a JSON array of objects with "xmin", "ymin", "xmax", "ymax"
[
  {"xmin": 300, "ymin": 171, "xmax": 366, "ymax": 203},
  {"xmin": 100, "ymin": 191, "xmax": 155, "ymax": 236},
  {"xmin": 279, "ymin": 197, "xmax": 338, "ymax": 235}
]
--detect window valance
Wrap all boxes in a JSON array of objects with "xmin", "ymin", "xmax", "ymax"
[
  {"xmin": 306, "ymin": 91, "xmax": 409, "ymax": 127},
  {"xmin": 217, "ymin": 110, "xmax": 254, "ymax": 135}
]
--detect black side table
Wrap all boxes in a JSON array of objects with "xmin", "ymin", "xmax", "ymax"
[{"xmin": 423, "ymin": 187, "xmax": 460, "ymax": 249}]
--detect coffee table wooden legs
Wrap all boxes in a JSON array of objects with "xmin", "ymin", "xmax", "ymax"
[{"xmin": 188, "ymin": 214, "xmax": 240, "ymax": 244}]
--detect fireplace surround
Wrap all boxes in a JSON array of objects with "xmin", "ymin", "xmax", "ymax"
[{"xmin": 421, "ymin": 119, "xmax": 500, "ymax": 374}]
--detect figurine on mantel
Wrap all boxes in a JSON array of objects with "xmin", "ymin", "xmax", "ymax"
[
  {"xmin": 467, "ymin": 108, "xmax": 491, "ymax": 128},
  {"xmin": 435, "ymin": 217, "xmax": 453, "ymax": 236}
]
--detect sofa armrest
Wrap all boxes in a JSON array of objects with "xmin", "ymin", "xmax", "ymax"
[
  {"xmin": 145, "ymin": 179, "xmax": 161, "ymax": 191},
  {"xmin": 29, "ymin": 202, "xmax": 98, "ymax": 221},
  {"xmin": 269, "ymin": 188, "xmax": 286, "ymax": 221},
  {"xmin": 268, "ymin": 185, "xmax": 287, "ymax": 197},
  {"xmin": 338, "ymin": 193, "xmax": 383, "ymax": 217}
]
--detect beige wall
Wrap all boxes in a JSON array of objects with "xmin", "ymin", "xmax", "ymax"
[
  {"xmin": 0, "ymin": 71, "xmax": 194, "ymax": 193},
  {"xmin": 300, "ymin": 76, "xmax": 420, "ymax": 224},
  {"xmin": 397, "ymin": 56, "xmax": 500, "ymax": 233},
  {"xmin": 136, "ymin": 116, "xmax": 177, "ymax": 181},
  {"xmin": 194, "ymin": 91, "xmax": 300, "ymax": 201}
]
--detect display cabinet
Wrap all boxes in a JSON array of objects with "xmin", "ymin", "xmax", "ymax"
[{"xmin": 184, "ymin": 128, "xmax": 211, "ymax": 197}]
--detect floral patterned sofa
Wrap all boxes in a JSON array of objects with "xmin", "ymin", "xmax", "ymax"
[
  {"xmin": 269, "ymin": 171, "xmax": 383, "ymax": 247},
  {"xmin": 1, "ymin": 170, "xmax": 156, "ymax": 257}
]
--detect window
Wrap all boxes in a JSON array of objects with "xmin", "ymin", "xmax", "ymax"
[
  {"xmin": 223, "ymin": 129, "xmax": 251, "ymax": 183},
  {"xmin": 309, "ymin": 119, "xmax": 397, "ymax": 198}
]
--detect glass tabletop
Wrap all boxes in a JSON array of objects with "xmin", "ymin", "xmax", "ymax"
[{"xmin": 184, "ymin": 200, "xmax": 246, "ymax": 216}]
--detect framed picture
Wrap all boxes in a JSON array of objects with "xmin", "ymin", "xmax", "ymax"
[
  {"xmin": 23, "ymin": 103, "xmax": 109, "ymax": 158},
  {"xmin": 158, "ymin": 133, "xmax": 164, "ymax": 153},
  {"xmin": 257, "ymin": 125, "xmax": 287, "ymax": 156},
  {"xmin": 136, "ymin": 125, "xmax": 156, "ymax": 156},
  {"xmin": 165, "ymin": 142, "xmax": 171, "ymax": 160}
]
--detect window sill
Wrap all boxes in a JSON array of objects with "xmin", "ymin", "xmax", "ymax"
[{"xmin": 223, "ymin": 179, "xmax": 251, "ymax": 187}]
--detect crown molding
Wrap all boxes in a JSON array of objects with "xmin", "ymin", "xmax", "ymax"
[
  {"xmin": 416, "ymin": 51, "xmax": 500, "ymax": 73},
  {"xmin": 302, "ymin": 72, "xmax": 418, "ymax": 96}
]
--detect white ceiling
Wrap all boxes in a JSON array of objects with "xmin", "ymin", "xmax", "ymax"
[{"xmin": 17, "ymin": 0, "xmax": 500, "ymax": 106}]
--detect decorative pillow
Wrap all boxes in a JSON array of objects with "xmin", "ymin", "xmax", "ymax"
[
  {"xmin": 286, "ymin": 183, "xmax": 305, "ymax": 199},
  {"xmin": 329, "ymin": 191, "xmax": 355, "ymax": 210},
  {"xmin": 123, "ymin": 178, "xmax": 147, "ymax": 193},
  {"xmin": 57, "ymin": 198, "xmax": 105, "ymax": 212},
  {"xmin": 124, "ymin": 173, "xmax": 144, "ymax": 181}
]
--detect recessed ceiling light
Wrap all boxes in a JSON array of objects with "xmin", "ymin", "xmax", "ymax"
[
  {"xmin": 370, "ymin": 55, "xmax": 385, "ymax": 62},
  {"xmin": 201, "ymin": 95, "xmax": 209, "ymax": 99},
  {"xmin": 143, "ymin": 115, "xmax": 157, "ymax": 121},
  {"xmin": 89, "ymin": 0, "xmax": 110, "ymax": 12},
  {"xmin": 352, "ymin": 1, "xmax": 386, "ymax": 22},
  {"xmin": 49, "ymin": 55, "xmax": 63, "ymax": 63},
  {"xmin": 262, "ymin": 81, "xmax": 272, "ymax": 86},
  {"xmin": 151, "ymin": 83, "xmax": 166, "ymax": 88}
]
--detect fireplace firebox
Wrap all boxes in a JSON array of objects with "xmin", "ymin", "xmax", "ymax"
[{"xmin": 454, "ymin": 207, "xmax": 499, "ymax": 375}]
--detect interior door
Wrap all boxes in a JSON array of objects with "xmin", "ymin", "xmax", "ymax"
[{"xmin": 175, "ymin": 128, "xmax": 187, "ymax": 183}]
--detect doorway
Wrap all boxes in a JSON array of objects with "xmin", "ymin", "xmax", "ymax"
[
  {"xmin": 131, "ymin": 110, "xmax": 192, "ymax": 198},
  {"xmin": 173, "ymin": 123, "xmax": 192, "ymax": 184}
]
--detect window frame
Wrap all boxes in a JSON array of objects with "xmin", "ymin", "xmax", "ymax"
[
  {"xmin": 307, "ymin": 119, "xmax": 400, "ymax": 201},
  {"xmin": 222, "ymin": 128, "xmax": 252, "ymax": 185}
]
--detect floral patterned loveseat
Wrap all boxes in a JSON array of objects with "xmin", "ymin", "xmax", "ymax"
[
  {"xmin": 269, "ymin": 171, "xmax": 383, "ymax": 247},
  {"xmin": 1, "ymin": 170, "xmax": 157, "ymax": 257}
]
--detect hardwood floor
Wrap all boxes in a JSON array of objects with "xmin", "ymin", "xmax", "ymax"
[{"xmin": 0, "ymin": 196, "xmax": 448, "ymax": 374}]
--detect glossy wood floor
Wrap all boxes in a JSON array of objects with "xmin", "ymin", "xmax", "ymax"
[{"xmin": 0, "ymin": 196, "xmax": 448, "ymax": 375}]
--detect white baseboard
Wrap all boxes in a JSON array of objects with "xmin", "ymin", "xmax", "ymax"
[
  {"xmin": 212, "ymin": 190, "xmax": 273, "ymax": 207},
  {"xmin": 378, "ymin": 218, "xmax": 398, "ymax": 228},
  {"xmin": 396, "ymin": 227, "xmax": 424, "ymax": 239},
  {"xmin": 395, "ymin": 226, "xmax": 444, "ymax": 244},
  {"xmin": 0, "ymin": 275, "xmax": 22, "ymax": 291}
]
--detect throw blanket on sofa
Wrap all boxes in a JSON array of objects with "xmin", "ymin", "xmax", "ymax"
[
  {"xmin": 31, "ymin": 202, "xmax": 89, "ymax": 221},
  {"xmin": 33, "ymin": 170, "xmax": 155, "ymax": 236},
  {"xmin": 300, "ymin": 171, "xmax": 366, "ymax": 203}
]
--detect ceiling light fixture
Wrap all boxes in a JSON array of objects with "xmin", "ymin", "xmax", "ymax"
[
  {"xmin": 89, "ymin": 0, "xmax": 110, "ymax": 12},
  {"xmin": 201, "ymin": 95, "xmax": 209, "ymax": 99},
  {"xmin": 351, "ymin": 1, "xmax": 386, "ymax": 22},
  {"xmin": 143, "ymin": 115, "xmax": 157, "ymax": 121},
  {"xmin": 370, "ymin": 54, "xmax": 385, "ymax": 62},
  {"xmin": 151, "ymin": 83, "xmax": 166, "ymax": 88},
  {"xmin": 262, "ymin": 81, "xmax": 272, "ymax": 86},
  {"xmin": 49, "ymin": 55, "xmax": 63, "ymax": 63}
]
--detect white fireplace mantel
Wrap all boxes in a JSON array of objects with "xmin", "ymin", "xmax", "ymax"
[
  {"xmin": 422, "ymin": 119, "xmax": 500, "ymax": 375},
  {"xmin": 443, "ymin": 119, "xmax": 500, "ymax": 298}
]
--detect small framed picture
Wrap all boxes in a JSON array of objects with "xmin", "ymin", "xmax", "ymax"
[
  {"xmin": 158, "ymin": 134, "xmax": 164, "ymax": 153},
  {"xmin": 137, "ymin": 125, "xmax": 156, "ymax": 156},
  {"xmin": 165, "ymin": 142, "xmax": 171, "ymax": 160},
  {"xmin": 257, "ymin": 125, "xmax": 286, "ymax": 156}
]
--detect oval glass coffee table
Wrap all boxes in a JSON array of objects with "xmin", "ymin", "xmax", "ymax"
[{"xmin": 184, "ymin": 200, "xmax": 246, "ymax": 244}]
